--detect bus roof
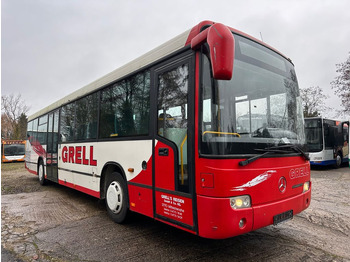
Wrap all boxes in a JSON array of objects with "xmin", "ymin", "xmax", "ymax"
[
  {"xmin": 28, "ymin": 29, "xmax": 191, "ymax": 121},
  {"xmin": 28, "ymin": 20, "xmax": 291, "ymax": 121}
]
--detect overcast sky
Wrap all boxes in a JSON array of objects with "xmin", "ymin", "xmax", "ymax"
[{"xmin": 2, "ymin": 0, "xmax": 350, "ymax": 120}]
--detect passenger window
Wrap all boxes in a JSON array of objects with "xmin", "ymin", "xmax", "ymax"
[
  {"xmin": 76, "ymin": 93, "xmax": 98, "ymax": 140},
  {"xmin": 38, "ymin": 115, "xmax": 48, "ymax": 145},
  {"xmin": 99, "ymin": 70, "xmax": 150, "ymax": 138},
  {"xmin": 60, "ymin": 103, "xmax": 75, "ymax": 142}
]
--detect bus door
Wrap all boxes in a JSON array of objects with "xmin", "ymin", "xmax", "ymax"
[
  {"xmin": 342, "ymin": 121, "xmax": 349, "ymax": 162},
  {"xmin": 153, "ymin": 53, "xmax": 196, "ymax": 231},
  {"xmin": 46, "ymin": 110, "xmax": 59, "ymax": 182}
]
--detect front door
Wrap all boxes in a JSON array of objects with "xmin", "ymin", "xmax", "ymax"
[
  {"xmin": 46, "ymin": 110, "xmax": 59, "ymax": 182},
  {"xmin": 153, "ymin": 53, "xmax": 196, "ymax": 231}
]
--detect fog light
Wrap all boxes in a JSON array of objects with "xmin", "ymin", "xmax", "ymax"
[
  {"xmin": 239, "ymin": 218, "xmax": 246, "ymax": 228},
  {"xmin": 230, "ymin": 195, "xmax": 251, "ymax": 209},
  {"xmin": 303, "ymin": 181, "xmax": 310, "ymax": 193}
]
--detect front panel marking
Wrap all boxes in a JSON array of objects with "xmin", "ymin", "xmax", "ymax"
[{"xmin": 232, "ymin": 170, "xmax": 276, "ymax": 191}]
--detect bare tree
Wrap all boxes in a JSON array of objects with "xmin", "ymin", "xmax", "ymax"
[
  {"xmin": 1, "ymin": 94, "xmax": 30, "ymax": 139},
  {"xmin": 1, "ymin": 113, "xmax": 13, "ymax": 139},
  {"xmin": 331, "ymin": 52, "xmax": 350, "ymax": 114},
  {"xmin": 300, "ymin": 86, "xmax": 330, "ymax": 117}
]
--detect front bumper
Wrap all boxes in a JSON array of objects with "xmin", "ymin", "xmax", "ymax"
[{"xmin": 196, "ymin": 187, "xmax": 311, "ymax": 239}]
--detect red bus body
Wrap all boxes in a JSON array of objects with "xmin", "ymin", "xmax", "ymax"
[
  {"xmin": 25, "ymin": 21, "xmax": 311, "ymax": 239},
  {"xmin": 195, "ymin": 158, "xmax": 310, "ymax": 238}
]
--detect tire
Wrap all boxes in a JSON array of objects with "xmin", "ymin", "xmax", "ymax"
[
  {"xmin": 38, "ymin": 160, "xmax": 46, "ymax": 185},
  {"xmin": 334, "ymin": 152, "xmax": 342, "ymax": 168},
  {"xmin": 105, "ymin": 172, "xmax": 129, "ymax": 223}
]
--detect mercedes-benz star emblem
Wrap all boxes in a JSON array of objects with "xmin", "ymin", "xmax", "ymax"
[{"xmin": 278, "ymin": 177, "xmax": 287, "ymax": 193}]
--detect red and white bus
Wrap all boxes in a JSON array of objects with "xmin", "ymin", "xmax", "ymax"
[
  {"xmin": 2, "ymin": 140, "xmax": 26, "ymax": 163},
  {"xmin": 25, "ymin": 20, "xmax": 311, "ymax": 239}
]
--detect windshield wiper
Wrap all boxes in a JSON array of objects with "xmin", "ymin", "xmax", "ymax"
[
  {"xmin": 238, "ymin": 144, "xmax": 309, "ymax": 167},
  {"xmin": 268, "ymin": 144, "xmax": 310, "ymax": 161},
  {"xmin": 238, "ymin": 151, "xmax": 274, "ymax": 166}
]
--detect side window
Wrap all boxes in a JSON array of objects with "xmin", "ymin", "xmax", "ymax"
[
  {"xmin": 47, "ymin": 114, "xmax": 53, "ymax": 153},
  {"xmin": 53, "ymin": 110, "xmax": 59, "ymax": 153},
  {"xmin": 323, "ymin": 122, "xmax": 334, "ymax": 149},
  {"xmin": 99, "ymin": 70, "xmax": 150, "ymax": 138},
  {"xmin": 32, "ymin": 118, "xmax": 38, "ymax": 143},
  {"xmin": 60, "ymin": 103, "xmax": 75, "ymax": 142},
  {"xmin": 27, "ymin": 120, "xmax": 33, "ymax": 139},
  {"xmin": 157, "ymin": 64, "xmax": 189, "ymax": 137},
  {"xmin": 343, "ymin": 123, "xmax": 349, "ymax": 144},
  {"xmin": 76, "ymin": 93, "xmax": 98, "ymax": 140},
  {"xmin": 38, "ymin": 115, "xmax": 48, "ymax": 145},
  {"xmin": 157, "ymin": 63, "xmax": 189, "ymax": 190}
]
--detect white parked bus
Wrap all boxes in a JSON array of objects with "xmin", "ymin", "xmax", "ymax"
[{"xmin": 305, "ymin": 117, "xmax": 349, "ymax": 167}]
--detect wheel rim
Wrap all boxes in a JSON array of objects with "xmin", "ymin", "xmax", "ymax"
[
  {"xmin": 39, "ymin": 165, "xmax": 44, "ymax": 182},
  {"xmin": 106, "ymin": 181, "xmax": 123, "ymax": 214},
  {"xmin": 336, "ymin": 155, "xmax": 341, "ymax": 166}
]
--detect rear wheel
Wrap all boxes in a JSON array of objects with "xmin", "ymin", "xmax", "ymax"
[
  {"xmin": 105, "ymin": 172, "xmax": 129, "ymax": 223},
  {"xmin": 38, "ymin": 160, "xmax": 46, "ymax": 185}
]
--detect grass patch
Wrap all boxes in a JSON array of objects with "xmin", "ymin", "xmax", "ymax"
[{"xmin": 1, "ymin": 162, "xmax": 25, "ymax": 172}]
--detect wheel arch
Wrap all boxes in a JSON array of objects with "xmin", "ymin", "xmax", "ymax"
[
  {"xmin": 37, "ymin": 157, "xmax": 45, "ymax": 173},
  {"xmin": 100, "ymin": 161, "xmax": 126, "ymax": 199}
]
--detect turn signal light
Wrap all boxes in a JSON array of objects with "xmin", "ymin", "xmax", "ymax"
[{"xmin": 303, "ymin": 181, "xmax": 310, "ymax": 193}]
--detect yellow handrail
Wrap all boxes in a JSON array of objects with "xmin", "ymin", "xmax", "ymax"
[
  {"xmin": 180, "ymin": 134, "xmax": 188, "ymax": 185},
  {"xmin": 202, "ymin": 131, "xmax": 241, "ymax": 137}
]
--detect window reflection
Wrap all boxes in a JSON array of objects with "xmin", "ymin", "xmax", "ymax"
[
  {"xmin": 76, "ymin": 93, "xmax": 98, "ymax": 140},
  {"xmin": 60, "ymin": 103, "xmax": 75, "ymax": 142},
  {"xmin": 158, "ymin": 64, "xmax": 188, "ymax": 136},
  {"xmin": 100, "ymin": 70, "xmax": 150, "ymax": 138},
  {"xmin": 38, "ymin": 115, "xmax": 48, "ymax": 145},
  {"xmin": 157, "ymin": 63, "xmax": 189, "ymax": 191},
  {"xmin": 201, "ymin": 34, "xmax": 305, "ymax": 155}
]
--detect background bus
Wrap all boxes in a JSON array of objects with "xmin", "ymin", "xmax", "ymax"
[
  {"xmin": 305, "ymin": 117, "xmax": 349, "ymax": 167},
  {"xmin": 1, "ymin": 140, "xmax": 26, "ymax": 163},
  {"xmin": 25, "ymin": 20, "xmax": 311, "ymax": 239}
]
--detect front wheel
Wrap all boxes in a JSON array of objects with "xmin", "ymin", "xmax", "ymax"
[
  {"xmin": 334, "ymin": 152, "xmax": 342, "ymax": 168},
  {"xmin": 105, "ymin": 172, "xmax": 129, "ymax": 223}
]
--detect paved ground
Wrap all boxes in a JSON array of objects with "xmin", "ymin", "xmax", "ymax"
[{"xmin": 1, "ymin": 163, "xmax": 350, "ymax": 261}]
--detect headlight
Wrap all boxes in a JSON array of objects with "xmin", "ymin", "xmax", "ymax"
[
  {"xmin": 230, "ymin": 195, "xmax": 251, "ymax": 209},
  {"xmin": 303, "ymin": 181, "xmax": 310, "ymax": 193}
]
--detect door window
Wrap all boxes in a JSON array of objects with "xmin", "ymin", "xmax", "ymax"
[{"xmin": 157, "ymin": 63, "xmax": 189, "ymax": 191}]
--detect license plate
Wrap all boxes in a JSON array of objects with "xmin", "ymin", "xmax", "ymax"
[{"xmin": 273, "ymin": 210, "xmax": 293, "ymax": 225}]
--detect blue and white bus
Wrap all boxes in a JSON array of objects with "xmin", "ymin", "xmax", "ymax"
[{"xmin": 305, "ymin": 117, "xmax": 349, "ymax": 167}]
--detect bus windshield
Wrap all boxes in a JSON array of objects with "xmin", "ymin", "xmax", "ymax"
[
  {"xmin": 200, "ymin": 34, "xmax": 305, "ymax": 155},
  {"xmin": 3, "ymin": 144, "xmax": 25, "ymax": 156},
  {"xmin": 304, "ymin": 119, "xmax": 323, "ymax": 152}
]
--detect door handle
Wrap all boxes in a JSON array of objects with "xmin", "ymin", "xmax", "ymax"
[{"xmin": 158, "ymin": 148, "xmax": 169, "ymax": 156}]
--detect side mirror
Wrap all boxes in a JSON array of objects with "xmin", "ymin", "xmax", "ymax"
[
  {"xmin": 207, "ymin": 23, "xmax": 234, "ymax": 80},
  {"xmin": 191, "ymin": 23, "xmax": 234, "ymax": 80}
]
